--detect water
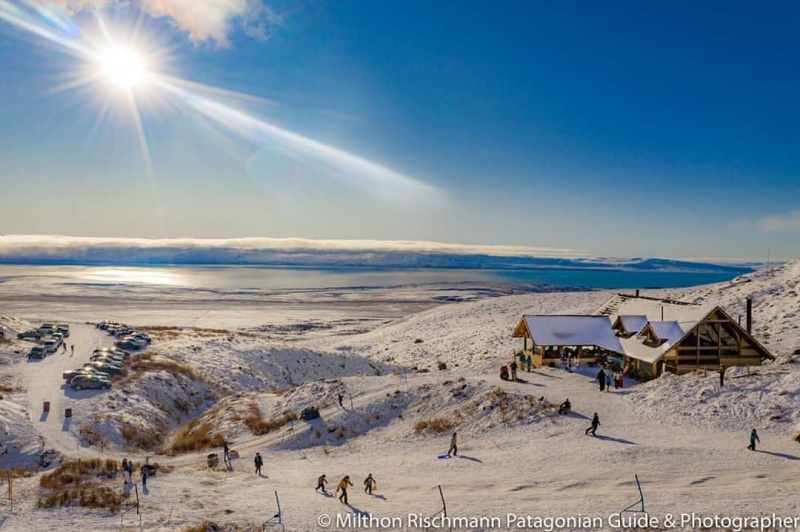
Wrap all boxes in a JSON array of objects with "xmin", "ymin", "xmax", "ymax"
[{"xmin": 0, "ymin": 264, "xmax": 741, "ymax": 290}]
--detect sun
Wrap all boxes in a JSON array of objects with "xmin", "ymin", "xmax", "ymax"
[{"xmin": 99, "ymin": 46, "xmax": 148, "ymax": 88}]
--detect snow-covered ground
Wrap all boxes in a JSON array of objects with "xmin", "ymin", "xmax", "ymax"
[{"xmin": 1, "ymin": 263, "xmax": 800, "ymax": 531}]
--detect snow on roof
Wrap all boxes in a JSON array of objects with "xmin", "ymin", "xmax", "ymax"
[
  {"xmin": 518, "ymin": 294, "xmax": 718, "ymax": 365},
  {"xmin": 617, "ymin": 315, "xmax": 648, "ymax": 334},
  {"xmin": 521, "ymin": 315, "xmax": 623, "ymax": 353}
]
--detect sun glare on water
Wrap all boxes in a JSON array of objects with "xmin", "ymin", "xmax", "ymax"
[{"xmin": 99, "ymin": 46, "xmax": 148, "ymax": 88}]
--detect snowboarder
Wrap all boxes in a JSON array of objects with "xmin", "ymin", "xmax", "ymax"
[
  {"xmin": 748, "ymin": 428, "xmax": 760, "ymax": 451},
  {"xmin": 510, "ymin": 360, "xmax": 518, "ymax": 381},
  {"xmin": 223, "ymin": 441, "xmax": 229, "ymax": 462},
  {"xmin": 121, "ymin": 458, "xmax": 129, "ymax": 485},
  {"xmin": 559, "ymin": 399, "xmax": 571, "ymax": 415},
  {"xmin": 597, "ymin": 369, "xmax": 606, "ymax": 392},
  {"xmin": 316, "ymin": 474, "xmax": 328, "ymax": 493},
  {"xmin": 525, "ymin": 354, "xmax": 532, "ymax": 372},
  {"xmin": 363, "ymin": 473, "xmax": 376, "ymax": 495},
  {"xmin": 718, "ymin": 365, "xmax": 725, "ymax": 388},
  {"xmin": 254, "ymin": 452, "xmax": 264, "ymax": 475},
  {"xmin": 336, "ymin": 475, "xmax": 353, "ymax": 504},
  {"xmin": 585, "ymin": 413, "xmax": 600, "ymax": 436},
  {"xmin": 447, "ymin": 432, "xmax": 458, "ymax": 457}
]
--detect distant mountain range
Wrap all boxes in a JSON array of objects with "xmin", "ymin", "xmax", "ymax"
[{"xmin": 0, "ymin": 236, "xmax": 756, "ymax": 274}]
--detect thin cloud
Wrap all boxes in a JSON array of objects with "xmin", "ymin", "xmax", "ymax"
[
  {"xmin": 0, "ymin": 235, "xmax": 588, "ymax": 265},
  {"xmin": 758, "ymin": 211, "xmax": 800, "ymax": 232},
  {"xmin": 45, "ymin": 0, "xmax": 281, "ymax": 45}
]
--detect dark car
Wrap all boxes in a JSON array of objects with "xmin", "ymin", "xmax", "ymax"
[
  {"xmin": 18, "ymin": 329, "xmax": 43, "ymax": 340},
  {"xmin": 70, "ymin": 375, "xmax": 111, "ymax": 391},
  {"xmin": 115, "ymin": 340, "xmax": 143, "ymax": 351},
  {"xmin": 28, "ymin": 346, "xmax": 46, "ymax": 359}
]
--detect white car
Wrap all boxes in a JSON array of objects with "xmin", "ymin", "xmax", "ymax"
[
  {"xmin": 43, "ymin": 339, "xmax": 58, "ymax": 354},
  {"xmin": 56, "ymin": 324, "xmax": 70, "ymax": 337},
  {"xmin": 51, "ymin": 332, "xmax": 64, "ymax": 347}
]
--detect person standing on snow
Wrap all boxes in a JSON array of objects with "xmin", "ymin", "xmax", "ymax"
[
  {"xmin": 718, "ymin": 365, "xmax": 726, "ymax": 388},
  {"xmin": 585, "ymin": 413, "xmax": 600, "ymax": 436},
  {"xmin": 525, "ymin": 354, "xmax": 532, "ymax": 372},
  {"xmin": 336, "ymin": 475, "xmax": 353, "ymax": 504},
  {"xmin": 121, "ymin": 458, "xmax": 129, "ymax": 485},
  {"xmin": 748, "ymin": 428, "xmax": 760, "ymax": 451},
  {"xmin": 316, "ymin": 474, "xmax": 328, "ymax": 493},
  {"xmin": 510, "ymin": 360, "xmax": 518, "ymax": 381},
  {"xmin": 447, "ymin": 432, "xmax": 458, "ymax": 457},
  {"xmin": 364, "ymin": 473, "xmax": 376, "ymax": 495},
  {"xmin": 254, "ymin": 452, "xmax": 264, "ymax": 475},
  {"xmin": 223, "ymin": 441, "xmax": 230, "ymax": 462},
  {"xmin": 597, "ymin": 369, "xmax": 606, "ymax": 392}
]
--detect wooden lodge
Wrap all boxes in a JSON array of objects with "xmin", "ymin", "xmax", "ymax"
[{"xmin": 512, "ymin": 293, "xmax": 774, "ymax": 379}]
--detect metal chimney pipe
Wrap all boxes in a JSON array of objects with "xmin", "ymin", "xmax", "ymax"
[{"xmin": 746, "ymin": 298, "xmax": 753, "ymax": 334}]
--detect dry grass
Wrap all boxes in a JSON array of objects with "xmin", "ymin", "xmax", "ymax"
[
  {"xmin": 164, "ymin": 419, "xmax": 225, "ymax": 455},
  {"xmin": 38, "ymin": 459, "xmax": 123, "ymax": 513},
  {"xmin": 0, "ymin": 383, "xmax": 15, "ymax": 394},
  {"xmin": 120, "ymin": 421, "xmax": 167, "ymax": 451},
  {"xmin": 78, "ymin": 423, "xmax": 109, "ymax": 449},
  {"xmin": 414, "ymin": 417, "xmax": 456, "ymax": 434},
  {"xmin": 243, "ymin": 402, "xmax": 298, "ymax": 436},
  {"xmin": 115, "ymin": 352, "xmax": 201, "ymax": 386}
]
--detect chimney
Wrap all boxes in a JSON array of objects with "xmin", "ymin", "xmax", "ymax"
[
  {"xmin": 635, "ymin": 289, "xmax": 640, "ymax": 297},
  {"xmin": 746, "ymin": 297, "xmax": 753, "ymax": 334}
]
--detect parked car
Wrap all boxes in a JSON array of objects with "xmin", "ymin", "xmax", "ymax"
[
  {"xmin": 18, "ymin": 329, "xmax": 43, "ymax": 340},
  {"xmin": 67, "ymin": 367, "xmax": 111, "ymax": 380},
  {"xmin": 115, "ymin": 340, "xmax": 143, "ymax": 351},
  {"xmin": 51, "ymin": 332, "xmax": 64, "ymax": 347},
  {"xmin": 93, "ymin": 347, "xmax": 130, "ymax": 358},
  {"xmin": 132, "ymin": 332, "xmax": 151, "ymax": 344},
  {"xmin": 83, "ymin": 361, "xmax": 122, "ymax": 374},
  {"xmin": 70, "ymin": 375, "xmax": 111, "ymax": 391},
  {"xmin": 39, "ymin": 323, "xmax": 55, "ymax": 335},
  {"xmin": 28, "ymin": 346, "xmax": 46, "ymax": 359},
  {"xmin": 56, "ymin": 324, "xmax": 70, "ymax": 337},
  {"xmin": 43, "ymin": 340, "xmax": 58, "ymax": 354},
  {"xmin": 90, "ymin": 353, "xmax": 124, "ymax": 365}
]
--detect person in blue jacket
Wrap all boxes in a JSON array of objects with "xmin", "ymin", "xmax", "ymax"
[{"xmin": 747, "ymin": 428, "xmax": 760, "ymax": 451}]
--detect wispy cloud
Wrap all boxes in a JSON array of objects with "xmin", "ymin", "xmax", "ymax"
[
  {"xmin": 44, "ymin": 0, "xmax": 281, "ymax": 45},
  {"xmin": 0, "ymin": 235, "xmax": 586, "ymax": 261},
  {"xmin": 758, "ymin": 211, "xmax": 800, "ymax": 232}
]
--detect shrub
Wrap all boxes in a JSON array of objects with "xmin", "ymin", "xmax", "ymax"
[
  {"xmin": 437, "ymin": 361, "xmax": 447, "ymax": 371},
  {"xmin": 414, "ymin": 417, "xmax": 455, "ymax": 434},
  {"xmin": 243, "ymin": 402, "xmax": 298, "ymax": 436},
  {"xmin": 164, "ymin": 420, "xmax": 225, "ymax": 455}
]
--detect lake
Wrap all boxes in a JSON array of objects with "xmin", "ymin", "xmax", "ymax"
[{"xmin": 0, "ymin": 264, "xmax": 741, "ymax": 290}]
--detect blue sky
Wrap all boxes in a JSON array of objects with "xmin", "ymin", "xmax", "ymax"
[{"xmin": 0, "ymin": 0, "xmax": 799, "ymax": 261}]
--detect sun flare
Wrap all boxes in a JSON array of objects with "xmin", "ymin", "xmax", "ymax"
[{"xmin": 99, "ymin": 46, "xmax": 148, "ymax": 88}]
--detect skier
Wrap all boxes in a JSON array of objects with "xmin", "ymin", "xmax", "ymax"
[
  {"xmin": 254, "ymin": 452, "xmax": 264, "ymax": 475},
  {"xmin": 558, "ymin": 398, "xmax": 571, "ymax": 415},
  {"xmin": 447, "ymin": 432, "xmax": 458, "ymax": 457},
  {"xmin": 510, "ymin": 360, "xmax": 518, "ymax": 381},
  {"xmin": 363, "ymin": 473, "xmax": 376, "ymax": 495},
  {"xmin": 748, "ymin": 428, "xmax": 760, "ymax": 451},
  {"xmin": 718, "ymin": 365, "xmax": 725, "ymax": 388},
  {"xmin": 585, "ymin": 413, "xmax": 600, "ymax": 436},
  {"xmin": 525, "ymin": 354, "xmax": 532, "ymax": 372},
  {"xmin": 336, "ymin": 475, "xmax": 353, "ymax": 504},
  {"xmin": 316, "ymin": 474, "xmax": 328, "ymax": 493},
  {"xmin": 597, "ymin": 369, "xmax": 606, "ymax": 392}
]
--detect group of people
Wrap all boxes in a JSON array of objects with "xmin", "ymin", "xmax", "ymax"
[
  {"xmin": 595, "ymin": 368, "xmax": 624, "ymax": 391},
  {"xmin": 120, "ymin": 457, "xmax": 148, "ymax": 488},
  {"xmin": 315, "ymin": 473, "xmax": 377, "ymax": 504}
]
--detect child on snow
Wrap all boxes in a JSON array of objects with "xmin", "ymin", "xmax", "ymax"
[
  {"xmin": 748, "ymin": 428, "xmax": 760, "ymax": 451},
  {"xmin": 364, "ymin": 474, "xmax": 376, "ymax": 495},
  {"xmin": 316, "ymin": 474, "xmax": 328, "ymax": 493}
]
